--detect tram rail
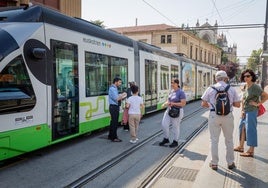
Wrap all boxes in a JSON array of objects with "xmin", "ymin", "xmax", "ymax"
[{"xmin": 65, "ymin": 107, "xmax": 207, "ymax": 188}]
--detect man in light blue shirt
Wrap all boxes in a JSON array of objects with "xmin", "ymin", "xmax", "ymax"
[{"xmin": 108, "ymin": 77, "xmax": 126, "ymax": 142}]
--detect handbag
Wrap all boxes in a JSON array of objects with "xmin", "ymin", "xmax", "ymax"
[
  {"xmin": 257, "ymin": 104, "xmax": 266, "ymax": 117},
  {"xmin": 168, "ymin": 106, "xmax": 180, "ymax": 118}
]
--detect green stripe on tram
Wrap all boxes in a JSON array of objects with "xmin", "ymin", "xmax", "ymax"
[{"xmin": 0, "ymin": 124, "xmax": 50, "ymax": 161}]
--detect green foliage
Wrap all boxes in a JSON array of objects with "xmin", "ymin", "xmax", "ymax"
[
  {"xmin": 226, "ymin": 62, "xmax": 239, "ymax": 79},
  {"xmin": 90, "ymin": 20, "xmax": 106, "ymax": 28},
  {"xmin": 216, "ymin": 61, "xmax": 239, "ymax": 80},
  {"xmin": 221, "ymin": 53, "xmax": 228, "ymax": 64},
  {"xmin": 247, "ymin": 48, "xmax": 262, "ymax": 72}
]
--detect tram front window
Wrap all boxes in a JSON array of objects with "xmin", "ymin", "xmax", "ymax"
[{"xmin": 0, "ymin": 55, "xmax": 36, "ymax": 114}]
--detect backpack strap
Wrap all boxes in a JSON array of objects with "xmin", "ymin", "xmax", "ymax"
[
  {"xmin": 224, "ymin": 84, "xmax": 230, "ymax": 92},
  {"xmin": 209, "ymin": 85, "xmax": 230, "ymax": 111},
  {"xmin": 210, "ymin": 86, "xmax": 218, "ymax": 92},
  {"xmin": 210, "ymin": 84, "xmax": 230, "ymax": 92}
]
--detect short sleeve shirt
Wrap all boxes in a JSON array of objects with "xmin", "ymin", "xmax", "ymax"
[
  {"xmin": 201, "ymin": 81, "xmax": 240, "ymax": 111},
  {"xmin": 168, "ymin": 89, "xmax": 186, "ymax": 107},
  {"xmin": 127, "ymin": 96, "xmax": 143, "ymax": 115},
  {"xmin": 243, "ymin": 83, "xmax": 263, "ymax": 112},
  {"xmin": 109, "ymin": 84, "xmax": 119, "ymax": 105}
]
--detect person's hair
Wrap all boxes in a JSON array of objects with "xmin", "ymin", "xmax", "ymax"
[
  {"xmin": 240, "ymin": 69, "xmax": 257, "ymax": 82},
  {"xmin": 131, "ymin": 85, "xmax": 139, "ymax": 94},
  {"xmin": 113, "ymin": 77, "xmax": 122, "ymax": 83},
  {"xmin": 172, "ymin": 78, "xmax": 180, "ymax": 86}
]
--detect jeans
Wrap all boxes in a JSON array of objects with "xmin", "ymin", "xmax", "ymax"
[{"xmin": 245, "ymin": 110, "xmax": 258, "ymax": 147}]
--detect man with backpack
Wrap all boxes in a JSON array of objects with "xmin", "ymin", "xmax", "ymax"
[{"xmin": 201, "ymin": 70, "xmax": 241, "ymax": 171}]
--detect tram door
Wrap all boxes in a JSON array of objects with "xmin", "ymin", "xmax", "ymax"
[
  {"xmin": 51, "ymin": 40, "xmax": 79, "ymax": 140},
  {"xmin": 144, "ymin": 60, "xmax": 158, "ymax": 112}
]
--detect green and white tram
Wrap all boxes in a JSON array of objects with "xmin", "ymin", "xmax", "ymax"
[{"xmin": 0, "ymin": 5, "xmax": 216, "ymax": 161}]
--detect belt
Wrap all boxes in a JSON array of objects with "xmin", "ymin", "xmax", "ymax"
[
  {"xmin": 110, "ymin": 104, "xmax": 118, "ymax": 106},
  {"xmin": 210, "ymin": 109, "xmax": 232, "ymax": 112}
]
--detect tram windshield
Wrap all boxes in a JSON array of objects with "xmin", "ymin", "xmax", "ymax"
[
  {"xmin": 0, "ymin": 29, "xmax": 19, "ymax": 61},
  {"xmin": 0, "ymin": 55, "xmax": 36, "ymax": 114}
]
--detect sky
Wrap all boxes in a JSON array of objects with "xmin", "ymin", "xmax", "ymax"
[{"xmin": 82, "ymin": 0, "xmax": 266, "ymax": 64}]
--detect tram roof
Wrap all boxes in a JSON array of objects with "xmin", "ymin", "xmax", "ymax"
[
  {"xmin": 0, "ymin": 5, "xmax": 134, "ymax": 47},
  {"xmin": 137, "ymin": 41, "xmax": 178, "ymax": 60}
]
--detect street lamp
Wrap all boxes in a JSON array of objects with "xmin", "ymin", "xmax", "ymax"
[
  {"xmin": 261, "ymin": 50, "xmax": 268, "ymax": 88},
  {"xmin": 261, "ymin": 0, "xmax": 268, "ymax": 89}
]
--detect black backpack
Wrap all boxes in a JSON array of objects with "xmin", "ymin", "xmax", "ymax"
[{"xmin": 211, "ymin": 85, "xmax": 230, "ymax": 116}]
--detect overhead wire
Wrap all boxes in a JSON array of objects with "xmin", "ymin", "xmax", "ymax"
[
  {"xmin": 141, "ymin": 0, "xmax": 263, "ymax": 62},
  {"xmin": 142, "ymin": 0, "xmax": 178, "ymax": 27}
]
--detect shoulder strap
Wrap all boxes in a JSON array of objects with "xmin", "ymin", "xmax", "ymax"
[
  {"xmin": 210, "ymin": 86, "xmax": 218, "ymax": 92},
  {"xmin": 175, "ymin": 89, "xmax": 181, "ymax": 100},
  {"xmin": 224, "ymin": 84, "xmax": 230, "ymax": 92}
]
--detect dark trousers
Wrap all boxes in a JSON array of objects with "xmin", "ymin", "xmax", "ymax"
[{"xmin": 108, "ymin": 105, "xmax": 120, "ymax": 139}]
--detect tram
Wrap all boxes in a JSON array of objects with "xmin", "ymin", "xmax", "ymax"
[{"xmin": 0, "ymin": 5, "xmax": 216, "ymax": 161}]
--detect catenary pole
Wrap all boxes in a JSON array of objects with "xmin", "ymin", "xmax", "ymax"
[{"xmin": 261, "ymin": 0, "xmax": 268, "ymax": 89}]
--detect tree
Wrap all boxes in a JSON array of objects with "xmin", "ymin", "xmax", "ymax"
[
  {"xmin": 216, "ymin": 61, "xmax": 239, "ymax": 80},
  {"xmin": 221, "ymin": 52, "xmax": 228, "ymax": 65},
  {"xmin": 247, "ymin": 48, "xmax": 262, "ymax": 72},
  {"xmin": 90, "ymin": 20, "xmax": 106, "ymax": 28},
  {"xmin": 225, "ymin": 61, "xmax": 239, "ymax": 79}
]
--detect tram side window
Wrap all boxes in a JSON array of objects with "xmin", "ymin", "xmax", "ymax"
[
  {"xmin": 110, "ymin": 56, "xmax": 128, "ymax": 93},
  {"xmin": 145, "ymin": 59, "xmax": 158, "ymax": 95},
  {"xmin": 171, "ymin": 65, "xmax": 179, "ymax": 80},
  {"xmin": 0, "ymin": 55, "xmax": 36, "ymax": 114},
  {"xmin": 160, "ymin": 65, "xmax": 169, "ymax": 90},
  {"xmin": 85, "ymin": 52, "xmax": 128, "ymax": 97}
]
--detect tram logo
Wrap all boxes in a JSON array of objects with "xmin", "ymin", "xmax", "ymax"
[{"xmin": 83, "ymin": 38, "xmax": 111, "ymax": 48}]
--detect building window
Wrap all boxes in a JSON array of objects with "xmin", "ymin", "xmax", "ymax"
[
  {"xmin": 182, "ymin": 36, "xmax": 187, "ymax": 45},
  {"xmin": 161, "ymin": 35, "xmax": 165, "ymax": 43},
  {"xmin": 190, "ymin": 45, "xmax": 193, "ymax": 59},
  {"xmin": 211, "ymin": 54, "xmax": 214, "ymax": 64},
  {"xmin": 167, "ymin": 35, "xmax": 172, "ymax": 43}
]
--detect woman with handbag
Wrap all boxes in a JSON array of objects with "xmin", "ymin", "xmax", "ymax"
[
  {"xmin": 234, "ymin": 69, "xmax": 268, "ymax": 157},
  {"xmin": 159, "ymin": 78, "xmax": 186, "ymax": 148}
]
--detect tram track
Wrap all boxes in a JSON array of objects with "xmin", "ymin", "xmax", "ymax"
[
  {"xmin": 138, "ymin": 120, "xmax": 208, "ymax": 188},
  {"xmin": 65, "ymin": 107, "xmax": 207, "ymax": 188}
]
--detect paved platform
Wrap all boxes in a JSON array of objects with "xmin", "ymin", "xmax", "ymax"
[{"xmin": 152, "ymin": 87, "xmax": 268, "ymax": 188}]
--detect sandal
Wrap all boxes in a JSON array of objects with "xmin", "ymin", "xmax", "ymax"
[
  {"xmin": 228, "ymin": 162, "xmax": 236, "ymax": 170},
  {"xmin": 240, "ymin": 151, "xmax": 254, "ymax": 157},
  {"xmin": 234, "ymin": 146, "xmax": 244, "ymax": 152},
  {"xmin": 209, "ymin": 163, "xmax": 218, "ymax": 170}
]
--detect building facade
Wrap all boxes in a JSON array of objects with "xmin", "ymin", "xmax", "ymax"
[
  {"xmin": 111, "ymin": 24, "xmax": 222, "ymax": 67},
  {"xmin": 0, "ymin": 0, "xmax": 81, "ymax": 18},
  {"xmin": 195, "ymin": 20, "xmax": 237, "ymax": 63}
]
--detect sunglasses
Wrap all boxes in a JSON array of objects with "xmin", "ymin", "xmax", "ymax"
[{"xmin": 243, "ymin": 75, "xmax": 251, "ymax": 78}]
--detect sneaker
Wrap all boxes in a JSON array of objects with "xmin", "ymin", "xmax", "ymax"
[
  {"xmin": 169, "ymin": 140, "xmax": 178, "ymax": 148},
  {"xmin": 159, "ymin": 138, "xmax": 169, "ymax": 146},
  {"xmin": 130, "ymin": 139, "xmax": 137, "ymax": 144},
  {"xmin": 135, "ymin": 138, "xmax": 139, "ymax": 141},
  {"xmin": 111, "ymin": 138, "xmax": 122, "ymax": 142},
  {"xmin": 228, "ymin": 162, "xmax": 236, "ymax": 170}
]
